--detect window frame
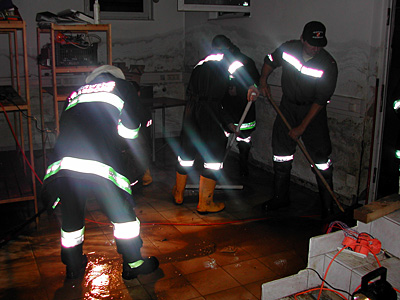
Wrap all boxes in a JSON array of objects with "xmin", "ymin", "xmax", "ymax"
[{"xmin": 84, "ymin": 0, "xmax": 153, "ymax": 20}]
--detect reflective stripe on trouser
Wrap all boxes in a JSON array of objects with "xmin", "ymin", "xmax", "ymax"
[
  {"xmin": 61, "ymin": 227, "xmax": 85, "ymax": 248},
  {"xmin": 113, "ymin": 218, "xmax": 143, "ymax": 263},
  {"xmin": 112, "ymin": 218, "xmax": 140, "ymax": 240},
  {"xmin": 273, "ymin": 155, "xmax": 294, "ymax": 163},
  {"xmin": 61, "ymin": 228, "xmax": 85, "ymax": 269}
]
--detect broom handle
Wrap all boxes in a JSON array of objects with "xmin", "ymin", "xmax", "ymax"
[{"xmin": 260, "ymin": 95, "xmax": 344, "ymax": 213}]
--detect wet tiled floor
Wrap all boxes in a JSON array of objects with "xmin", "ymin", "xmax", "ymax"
[{"xmin": 0, "ymin": 138, "xmax": 345, "ymax": 300}]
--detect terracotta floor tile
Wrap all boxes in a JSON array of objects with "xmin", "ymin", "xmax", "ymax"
[
  {"xmin": 245, "ymin": 279, "xmax": 274, "ymax": 299},
  {"xmin": 204, "ymin": 286, "xmax": 258, "ymax": 300},
  {"xmin": 159, "ymin": 206, "xmax": 203, "ymax": 223},
  {"xmin": 0, "ymin": 285, "xmax": 48, "ymax": 300},
  {"xmin": 125, "ymin": 284, "xmax": 154, "ymax": 299},
  {"xmin": 209, "ymin": 245, "xmax": 254, "ymax": 266},
  {"xmin": 0, "ymin": 238, "xmax": 35, "ymax": 269},
  {"xmin": 144, "ymin": 276, "xmax": 201, "ymax": 300},
  {"xmin": 185, "ymin": 267, "xmax": 240, "ymax": 295},
  {"xmin": 138, "ymin": 211, "xmax": 170, "ymax": 224},
  {"xmin": 137, "ymin": 262, "xmax": 183, "ymax": 285},
  {"xmin": 0, "ymin": 261, "xmax": 41, "ymax": 290},
  {"xmin": 223, "ymin": 258, "xmax": 277, "ymax": 285},
  {"xmin": 258, "ymin": 250, "xmax": 307, "ymax": 277},
  {"xmin": 173, "ymin": 220, "xmax": 210, "ymax": 235},
  {"xmin": 173, "ymin": 255, "xmax": 218, "ymax": 275}
]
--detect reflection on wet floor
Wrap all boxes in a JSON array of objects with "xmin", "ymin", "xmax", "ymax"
[{"xmin": 0, "ymin": 138, "xmax": 350, "ymax": 300}]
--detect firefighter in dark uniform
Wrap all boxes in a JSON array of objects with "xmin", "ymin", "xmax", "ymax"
[
  {"xmin": 256, "ymin": 21, "xmax": 338, "ymax": 219},
  {"xmin": 172, "ymin": 40, "xmax": 257, "ymax": 214},
  {"xmin": 216, "ymin": 35, "xmax": 260, "ymax": 177},
  {"xmin": 42, "ymin": 65, "xmax": 159, "ymax": 280}
]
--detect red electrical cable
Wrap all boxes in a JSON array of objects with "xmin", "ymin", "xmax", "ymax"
[
  {"xmin": 85, "ymin": 217, "xmax": 272, "ymax": 227},
  {"xmin": 295, "ymin": 287, "xmax": 347, "ymax": 300}
]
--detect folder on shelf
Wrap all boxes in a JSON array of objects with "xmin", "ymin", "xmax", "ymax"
[{"xmin": 57, "ymin": 9, "xmax": 95, "ymax": 24}]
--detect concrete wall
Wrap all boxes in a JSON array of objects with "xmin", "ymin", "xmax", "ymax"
[{"xmin": 0, "ymin": 0, "xmax": 391, "ymax": 202}]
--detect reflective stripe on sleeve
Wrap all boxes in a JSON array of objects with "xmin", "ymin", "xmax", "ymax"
[
  {"xmin": 44, "ymin": 157, "xmax": 132, "ymax": 195},
  {"xmin": 112, "ymin": 218, "xmax": 140, "ymax": 240},
  {"xmin": 234, "ymin": 120, "xmax": 256, "ymax": 131},
  {"xmin": 393, "ymin": 99, "xmax": 400, "ymax": 112},
  {"xmin": 61, "ymin": 227, "xmax": 85, "ymax": 248},
  {"xmin": 118, "ymin": 121, "xmax": 140, "ymax": 139},
  {"xmin": 228, "ymin": 60, "xmax": 244, "ymax": 74}
]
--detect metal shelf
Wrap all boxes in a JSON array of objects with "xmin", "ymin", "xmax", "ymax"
[
  {"xmin": 0, "ymin": 21, "xmax": 37, "ymax": 222},
  {"xmin": 37, "ymin": 23, "xmax": 112, "ymax": 136}
]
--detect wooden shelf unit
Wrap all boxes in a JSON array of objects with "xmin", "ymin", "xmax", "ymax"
[
  {"xmin": 0, "ymin": 21, "xmax": 38, "ymax": 219},
  {"xmin": 37, "ymin": 23, "xmax": 112, "ymax": 136}
]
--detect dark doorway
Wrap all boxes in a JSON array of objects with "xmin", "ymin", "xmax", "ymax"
[{"xmin": 377, "ymin": 2, "xmax": 400, "ymax": 199}]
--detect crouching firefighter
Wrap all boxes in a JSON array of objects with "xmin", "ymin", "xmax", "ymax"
[
  {"xmin": 172, "ymin": 36, "xmax": 257, "ymax": 214},
  {"xmin": 42, "ymin": 65, "xmax": 159, "ymax": 280}
]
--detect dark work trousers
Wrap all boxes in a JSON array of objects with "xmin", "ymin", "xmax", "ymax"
[
  {"xmin": 46, "ymin": 176, "xmax": 143, "ymax": 265},
  {"xmin": 272, "ymin": 101, "xmax": 332, "ymax": 163},
  {"xmin": 178, "ymin": 98, "xmax": 227, "ymax": 180}
]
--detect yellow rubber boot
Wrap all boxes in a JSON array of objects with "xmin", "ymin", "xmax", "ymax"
[
  {"xmin": 142, "ymin": 168, "xmax": 153, "ymax": 186},
  {"xmin": 172, "ymin": 172, "xmax": 188, "ymax": 204},
  {"xmin": 197, "ymin": 176, "xmax": 225, "ymax": 214}
]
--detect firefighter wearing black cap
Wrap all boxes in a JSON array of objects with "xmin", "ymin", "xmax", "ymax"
[
  {"xmin": 172, "ymin": 38, "xmax": 257, "ymax": 214},
  {"xmin": 42, "ymin": 65, "xmax": 159, "ymax": 280},
  {"xmin": 214, "ymin": 35, "xmax": 260, "ymax": 177},
  {"xmin": 256, "ymin": 21, "xmax": 338, "ymax": 219}
]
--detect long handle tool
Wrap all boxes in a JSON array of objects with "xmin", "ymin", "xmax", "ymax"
[
  {"xmin": 260, "ymin": 95, "xmax": 344, "ymax": 213},
  {"xmin": 222, "ymin": 100, "xmax": 253, "ymax": 163}
]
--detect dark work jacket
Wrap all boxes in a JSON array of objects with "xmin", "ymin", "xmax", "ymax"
[
  {"xmin": 264, "ymin": 40, "xmax": 338, "ymax": 106},
  {"xmin": 187, "ymin": 50, "xmax": 256, "ymax": 130},
  {"xmin": 43, "ymin": 73, "xmax": 144, "ymax": 194},
  {"xmin": 222, "ymin": 50, "xmax": 260, "ymax": 130}
]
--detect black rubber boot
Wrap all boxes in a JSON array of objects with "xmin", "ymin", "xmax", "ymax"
[
  {"xmin": 62, "ymin": 243, "xmax": 88, "ymax": 279},
  {"xmin": 238, "ymin": 141, "xmax": 251, "ymax": 178},
  {"xmin": 316, "ymin": 166, "xmax": 337, "ymax": 221},
  {"xmin": 263, "ymin": 161, "xmax": 292, "ymax": 212},
  {"xmin": 122, "ymin": 256, "xmax": 160, "ymax": 280}
]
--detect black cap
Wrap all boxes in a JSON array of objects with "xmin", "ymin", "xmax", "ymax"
[
  {"xmin": 212, "ymin": 35, "xmax": 234, "ymax": 50},
  {"xmin": 302, "ymin": 21, "xmax": 327, "ymax": 47}
]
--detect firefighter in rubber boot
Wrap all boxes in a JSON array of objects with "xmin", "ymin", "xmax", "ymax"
[
  {"xmin": 42, "ymin": 65, "xmax": 159, "ymax": 280},
  {"xmin": 315, "ymin": 163, "xmax": 338, "ymax": 220},
  {"xmin": 258, "ymin": 21, "xmax": 338, "ymax": 217},
  {"xmin": 262, "ymin": 160, "xmax": 292, "ymax": 211},
  {"xmin": 172, "ymin": 35, "xmax": 257, "ymax": 213}
]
